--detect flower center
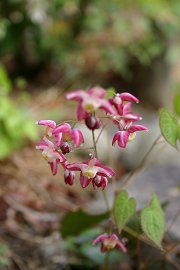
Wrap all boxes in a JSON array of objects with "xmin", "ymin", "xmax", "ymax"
[
  {"xmin": 83, "ymin": 167, "xmax": 96, "ymax": 179},
  {"xmin": 128, "ymin": 132, "xmax": 136, "ymax": 142},
  {"xmin": 42, "ymin": 148, "xmax": 54, "ymax": 161},
  {"xmin": 62, "ymin": 133, "xmax": 71, "ymax": 141},
  {"xmin": 103, "ymin": 238, "xmax": 117, "ymax": 250},
  {"xmin": 84, "ymin": 103, "xmax": 96, "ymax": 113}
]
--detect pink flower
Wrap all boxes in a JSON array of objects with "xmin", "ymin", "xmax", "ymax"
[
  {"xmin": 93, "ymin": 234, "xmax": 128, "ymax": 253},
  {"xmin": 66, "ymin": 87, "xmax": 115, "ymax": 120},
  {"xmin": 112, "ymin": 121, "xmax": 148, "ymax": 148},
  {"xmin": 53, "ymin": 123, "xmax": 84, "ymax": 148},
  {"xmin": 36, "ymin": 137, "xmax": 66, "ymax": 175},
  {"xmin": 112, "ymin": 102, "xmax": 142, "ymax": 123},
  {"xmin": 109, "ymin": 93, "xmax": 141, "ymax": 123},
  {"xmin": 66, "ymin": 157, "xmax": 115, "ymax": 188}
]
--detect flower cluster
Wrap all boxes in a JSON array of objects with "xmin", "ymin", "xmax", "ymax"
[
  {"xmin": 36, "ymin": 86, "xmax": 148, "ymax": 255},
  {"xmin": 66, "ymin": 87, "xmax": 148, "ymax": 148},
  {"xmin": 36, "ymin": 120, "xmax": 115, "ymax": 189}
]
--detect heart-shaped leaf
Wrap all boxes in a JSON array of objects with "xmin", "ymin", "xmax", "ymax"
[
  {"xmin": 140, "ymin": 193, "xmax": 165, "ymax": 247},
  {"xmin": 159, "ymin": 109, "xmax": 179, "ymax": 147},
  {"xmin": 174, "ymin": 93, "xmax": 180, "ymax": 117},
  {"xmin": 113, "ymin": 190, "xmax": 136, "ymax": 230}
]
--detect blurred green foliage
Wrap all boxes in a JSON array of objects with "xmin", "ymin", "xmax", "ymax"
[
  {"xmin": 0, "ymin": 65, "xmax": 38, "ymax": 159},
  {"xmin": 0, "ymin": 0, "xmax": 180, "ymax": 81},
  {"xmin": 0, "ymin": 243, "xmax": 10, "ymax": 267}
]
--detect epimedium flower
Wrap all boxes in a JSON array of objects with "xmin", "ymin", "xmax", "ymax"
[
  {"xmin": 53, "ymin": 123, "xmax": 84, "ymax": 149},
  {"xmin": 92, "ymin": 234, "xmax": 128, "ymax": 253},
  {"xmin": 66, "ymin": 87, "xmax": 115, "ymax": 121},
  {"xmin": 112, "ymin": 120, "xmax": 148, "ymax": 148},
  {"xmin": 36, "ymin": 137, "xmax": 66, "ymax": 175},
  {"xmin": 37, "ymin": 120, "xmax": 84, "ymax": 150},
  {"xmin": 109, "ymin": 93, "xmax": 141, "ymax": 123},
  {"xmin": 112, "ymin": 102, "xmax": 142, "ymax": 124},
  {"xmin": 66, "ymin": 157, "xmax": 115, "ymax": 188}
]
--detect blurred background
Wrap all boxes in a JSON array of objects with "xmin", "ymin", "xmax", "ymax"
[{"xmin": 0, "ymin": 0, "xmax": 180, "ymax": 269}]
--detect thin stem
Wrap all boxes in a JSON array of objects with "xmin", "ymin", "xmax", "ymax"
[
  {"xmin": 92, "ymin": 129, "xmax": 98, "ymax": 159},
  {"xmin": 95, "ymin": 124, "xmax": 107, "ymax": 144},
  {"xmin": 119, "ymin": 134, "xmax": 162, "ymax": 190},
  {"xmin": 102, "ymin": 190, "xmax": 111, "ymax": 212},
  {"xmin": 103, "ymin": 252, "xmax": 110, "ymax": 270},
  {"xmin": 91, "ymin": 129, "xmax": 111, "ymax": 213}
]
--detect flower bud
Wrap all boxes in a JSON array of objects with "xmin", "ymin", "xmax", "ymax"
[
  {"xmin": 60, "ymin": 142, "xmax": 71, "ymax": 154},
  {"xmin": 64, "ymin": 170, "xmax": 75, "ymax": 185},
  {"xmin": 85, "ymin": 116, "xmax": 101, "ymax": 130}
]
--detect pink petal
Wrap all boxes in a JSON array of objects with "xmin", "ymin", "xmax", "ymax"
[
  {"xmin": 128, "ymin": 124, "xmax": 148, "ymax": 133},
  {"xmin": 112, "ymin": 131, "xmax": 129, "ymax": 148},
  {"xmin": 80, "ymin": 173, "xmax": 92, "ymax": 188},
  {"xmin": 77, "ymin": 103, "xmax": 89, "ymax": 121},
  {"xmin": 87, "ymin": 87, "xmax": 106, "ymax": 98},
  {"xmin": 66, "ymin": 90, "xmax": 88, "ymax": 101},
  {"xmin": 124, "ymin": 112, "xmax": 142, "ymax": 122},
  {"xmin": 43, "ymin": 137, "xmax": 55, "ymax": 148},
  {"xmin": 100, "ymin": 100, "xmax": 116, "ymax": 115},
  {"xmin": 37, "ymin": 120, "xmax": 56, "ymax": 129},
  {"xmin": 92, "ymin": 234, "xmax": 108, "ymax": 245},
  {"xmin": 49, "ymin": 161, "xmax": 58, "ymax": 175},
  {"xmin": 66, "ymin": 162, "xmax": 87, "ymax": 172},
  {"xmin": 71, "ymin": 129, "xmax": 84, "ymax": 147},
  {"xmin": 54, "ymin": 133, "xmax": 62, "ymax": 147},
  {"xmin": 55, "ymin": 150, "xmax": 66, "ymax": 163},
  {"xmin": 116, "ymin": 240, "xmax": 127, "ymax": 253},
  {"xmin": 94, "ymin": 161, "xmax": 116, "ymax": 177},
  {"xmin": 53, "ymin": 123, "xmax": 71, "ymax": 134},
  {"xmin": 123, "ymin": 102, "xmax": 132, "ymax": 114},
  {"xmin": 120, "ymin": 92, "xmax": 139, "ymax": 103}
]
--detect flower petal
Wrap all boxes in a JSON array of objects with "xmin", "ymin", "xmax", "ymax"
[
  {"xmin": 66, "ymin": 90, "xmax": 88, "ymax": 101},
  {"xmin": 112, "ymin": 131, "xmax": 129, "ymax": 148},
  {"xmin": 53, "ymin": 123, "xmax": 71, "ymax": 134},
  {"xmin": 71, "ymin": 129, "xmax": 84, "ymax": 147},
  {"xmin": 77, "ymin": 103, "xmax": 89, "ymax": 121},
  {"xmin": 49, "ymin": 161, "xmax": 58, "ymax": 175},
  {"xmin": 66, "ymin": 162, "xmax": 88, "ymax": 172},
  {"xmin": 116, "ymin": 240, "xmax": 127, "ymax": 253},
  {"xmin": 37, "ymin": 120, "xmax": 56, "ymax": 129},
  {"xmin": 128, "ymin": 124, "xmax": 148, "ymax": 133},
  {"xmin": 87, "ymin": 87, "xmax": 106, "ymax": 98},
  {"xmin": 80, "ymin": 173, "xmax": 92, "ymax": 188},
  {"xmin": 100, "ymin": 100, "xmax": 116, "ymax": 115},
  {"xmin": 92, "ymin": 234, "xmax": 108, "ymax": 245},
  {"xmin": 120, "ymin": 92, "xmax": 139, "ymax": 103}
]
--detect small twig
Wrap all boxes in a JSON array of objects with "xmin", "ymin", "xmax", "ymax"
[{"xmin": 119, "ymin": 134, "xmax": 162, "ymax": 190}]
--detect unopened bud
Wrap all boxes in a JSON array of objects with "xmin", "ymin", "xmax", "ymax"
[
  {"xmin": 60, "ymin": 142, "xmax": 71, "ymax": 154},
  {"xmin": 85, "ymin": 116, "xmax": 101, "ymax": 130}
]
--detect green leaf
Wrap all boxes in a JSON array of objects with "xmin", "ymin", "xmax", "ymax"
[
  {"xmin": 113, "ymin": 190, "xmax": 136, "ymax": 230},
  {"xmin": 159, "ymin": 109, "xmax": 179, "ymax": 147},
  {"xmin": 105, "ymin": 87, "xmax": 116, "ymax": 99},
  {"xmin": 173, "ymin": 93, "xmax": 180, "ymax": 117},
  {"xmin": 140, "ymin": 193, "xmax": 165, "ymax": 247},
  {"xmin": 0, "ymin": 65, "xmax": 12, "ymax": 95},
  {"xmin": 61, "ymin": 210, "xmax": 109, "ymax": 238}
]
